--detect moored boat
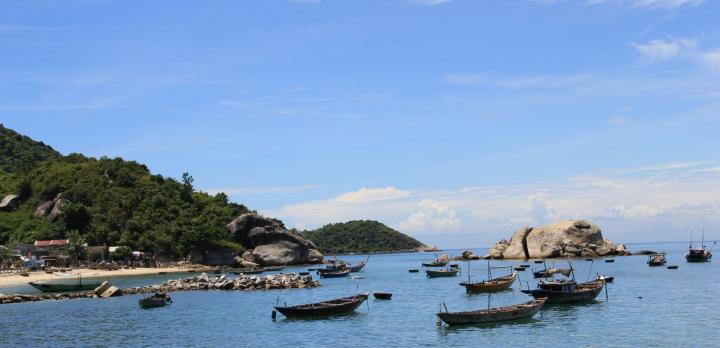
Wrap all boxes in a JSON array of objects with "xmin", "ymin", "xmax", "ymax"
[
  {"xmin": 522, "ymin": 279, "xmax": 604, "ymax": 304},
  {"xmin": 373, "ymin": 292, "xmax": 392, "ymax": 299},
  {"xmin": 647, "ymin": 253, "xmax": 666, "ymax": 267},
  {"xmin": 686, "ymin": 233, "xmax": 712, "ymax": 262},
  {"xmin": 596, "ymin": 274, "xmax": 614, "ymax": 283},
  {"xmin": 28, "ymin": 273, "xmax": 102, "ymax": 292},
  {"xmin": 422, "ymin": 260, "xmax": 448, "ymax": 267},
  {"xmin": 319, "ymin": 269, "xmax": 351, "ymax": 278},
  {"xmin": 408, "ymin": 269, "xmax": 419, "ymax": 273},
  {"xmin": 139, "ymin": 292, "xmax": 172, "ymax": 308},
  {"xmin": 274, "ymin": 293, "xmax": 369, "ymax": 318},
  {"xmin": 533, "ymin": 268, "xmax": 572, "ymax": 278},
  {"xmin": 436, "ymin": 299, "xmax": 546, "ymax": 326},
  {"xmin": 426, "ymin": 268, "xmax": 459, "ymax": 278},
  {"xmin": 460, "ymin": 272, "xmax": 517, "ymax": 294}
]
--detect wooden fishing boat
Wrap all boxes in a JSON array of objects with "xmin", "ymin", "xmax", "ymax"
[
  {"xmin": 533, "ymin": 268, "xmax": 572, "ymax": 278},
  {"xmin": 408, "ymin": 269, "xmax": 419, "ymax": 273},
  {"xmin": 139, "ymin": 293, "xmax": 172, "ymax": 308},
  {"xmin": 686, "ymin": 231, "xmax": 712, "ymax": 262},
  {"xmin": 264, "ymin": 266, "xmax": 285, "ymax": 272},
  {"xmin": 514, "ymin": 267, "xmax": 526, "ymax": 271},
  {"xmin": 436, "ymin": 299, "xmax": 546, "ymax": 326},
  {"xmin": 460, "ymin": 272, "xmax": 517, "ymax": 294},
  {"xmin": 520, "ymin": 264, "xmax": 531, "ymax": 268},
  {"xmin": 426, "ymin": 268, "xmax": 459, "ymax": 278},
  {"xmin": 667, "ymin": 265, "xmax": 679, "ymax": 269},
  {"xmin": 422, "ymin": 260, "xmax": 448, "ymax": 267},
  {"xmin": 274, "ymin": 293, "xmax": 368, "ymax": 318},
  {"xmin": 373, "ymin": 292, "xmax": 392, "ymax": 299},
  {"xmin": 348, "ymin": 261, "xmax": 367, "ymax": 272},
  {"xmin": 533, "ymin": 260, "xmax": 544, "ymax": 264},
  {"xmin": 604, "ymin": 259, "xmax": 615, "ymax": 263},
  {"xmin": 647, "ymin": 253, "xmax": 666, "ymax": 267},
  {"xmin": 319, "ymin": 269, "xmax": 351, "ymax": 278},
  {"xmin": 28, "ymin": 273, "xmax": 102, "ymax": 292},
  {"xmin": 228, "ymin": 267, "xmax": 265, "ymax": 275},
  {"xmin": 522, "ymin": 279, "xmax": 604, "ymax": 304}
]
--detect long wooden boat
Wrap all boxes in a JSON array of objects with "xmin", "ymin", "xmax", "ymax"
[
  {"xmin": 686, "ymin": 232, "xmax": 712, "ymax": 262},
  {"xmin": 274, "ymin": 293, "xmax": 368, "ymax": 318},
  {"xmin": 373, "ymin": 292, "xmax": 392, "ymax": 299},
  {"xmin": 319, "ymin": 269, "xmax": 351, "ymax": 278},
  {"xmin": 533, "ymin": 268, "xmax": 572, "ymax": 278},
  {"xmin": 647, "ymin": 253, "xmax": 666, "ymax": 266},
  {"xmin": 426, "ymin": 268, "xmax": 459, "ymax": 278},
  {"xmin": 139, "ymin": 293, "xmax": 172, "ymax": 308},
  {"xmin": 522, "ymin": 279, "xmax": 604, "ymax": 303},
  {"xmin": 348, "ymin": 261, "xmax": 367, "ymax": 272},
  {"xmin": 28, "ymin": 273, "xmax": 102, "ymax": 292},
  {"xmin": 436, "ymin": 299, "xmax": 546, "ymax": 326},
  {"xmin": 459, "ymin": 272, "xmax": 517, "ymax": 293},
  {"xmin": 228, "ymin": 267, "xmax": 265, "ymax": 275}
]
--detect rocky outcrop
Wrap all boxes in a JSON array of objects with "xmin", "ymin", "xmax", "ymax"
[
  {"xmin": 34, "ymin": 193, "xmax": 69, "ymax": 222},
  {"xmin": 486, "ymin": 220, "xmax": 630, "ymax": 259},
  {"xmin": 227, "ymin": 213, "xmax": 323, "ymax": 266},
  {"xmin": 93, "ymin": 281, "xmax": 122, "ymax": 298},
  {"xmin": 0, "ymin": 195, "xmax": 20, "ymax": 211},
  {"xmin": 451, "ymin": 250, "xmax": 481, "ymax": 261}
]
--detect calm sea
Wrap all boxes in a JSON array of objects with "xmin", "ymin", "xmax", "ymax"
[{"xmin": 1, "ymin": 242, "xmax": 718, "ymax": 347}]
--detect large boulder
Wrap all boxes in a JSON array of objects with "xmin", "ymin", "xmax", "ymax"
[
  {"xmin": 0, "ymin": 195, "xmax": 20, "ymax": 212},
  {"xmin": 226, "ymin": 213, "xmax": 323, "ymax": 266},
  {"xmin": 486, "ymin": 220, "xmax": 629, "ymax": 259},
  {"xmin": 251, "ymin": 241, "xmax": 308, "ymax": 266},
  {"xmin": 34, "ymin": 193, "xmax": 69, "ymax": 222}
]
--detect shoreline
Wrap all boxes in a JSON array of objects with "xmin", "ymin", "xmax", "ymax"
[{"xmin": 0, "ymin": 266, "xmax": 211, "ymax": 289}]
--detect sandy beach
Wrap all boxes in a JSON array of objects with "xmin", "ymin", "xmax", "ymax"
[{"xmin": 0, "ymin": 266, "xmax": 210, "ymax": 288}]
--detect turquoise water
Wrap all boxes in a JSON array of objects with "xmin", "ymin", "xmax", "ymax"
[{"xmin": 1, "ymin": 242, "xmax": 718, "ymax": 347}]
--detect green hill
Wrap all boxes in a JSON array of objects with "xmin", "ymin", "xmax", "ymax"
[
  {"xmin": 303, "ymin": 220, "xmax": 426, "ymax": 254},
  {"xmin": 0, "ymin": 124, "xmax": 249, "ymax": 258}
]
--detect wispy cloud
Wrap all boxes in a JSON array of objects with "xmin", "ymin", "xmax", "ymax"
[
  {"xmin": 206, "ymin": 185, "xmax": 320, "ymax": 196},
  {"xmin": 288, "ymin": 0, "xmax": 321, "ymax": 4},
  {"xmin": 631, "ymin": 37, "xmax": 720, "ymax": 71},
  {"xmin": 336, "ymin": 187, "xmax": 411, "ymax": 203},
  {"xmin": 585, "ymin": 0, "xmax": 704, "ymax": 10}
]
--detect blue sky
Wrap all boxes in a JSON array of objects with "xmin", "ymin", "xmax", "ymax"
[{"xmin": 2, "ymin": 0, "xmax": 720, "ymax": 248}]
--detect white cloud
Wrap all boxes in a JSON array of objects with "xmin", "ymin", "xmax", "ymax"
[
  {"xmin": 335, "ymin": 187, "xmax": 410, "ymax": 203},
  {"xmin": 409, "ymin": 0, "xmax": 452, "ymax": 5},
  {"xmin": 268, "ymin": 161, "xmax": 720, "ymax": 247},
  {"xmin": 399, "ymin": 199, "xmax": 461, "ymax": 233}
]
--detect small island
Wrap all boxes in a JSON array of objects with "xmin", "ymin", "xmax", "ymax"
[{"xmin": 303, "ymin": 220, "xmax": 429, "ymax": 254}]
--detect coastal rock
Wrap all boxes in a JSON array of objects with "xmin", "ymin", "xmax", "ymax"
[
  {"xmin": 226, "ymin": 213, "xmax": 323, "ymax": 266},
  {"xmin": 486, "ymin": 220, "xmax": 629, "ymax": 259},
  {"xmin": 0, "ymin": 195, "xmax": 20, "ymax": 211},
  {"xmin": 461, "ymin": 250, "xmax": 481, "ymax": 260},
  {"xmin": 252, "ymin": 241, "xmax": 307, "ymax": 266}
]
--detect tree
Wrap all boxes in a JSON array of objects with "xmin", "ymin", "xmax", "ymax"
[
  {"xmin": 63, "ymin": 231, "xmax": 88, "ymax": 267},
  {"xmin": 110, "ymin": 246, "xmax": 133, "ymax": 263}
]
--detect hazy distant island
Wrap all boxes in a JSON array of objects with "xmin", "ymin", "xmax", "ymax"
[{"xmin": 303, "ymin": 220, "xmax": 431, "ymax": 255}]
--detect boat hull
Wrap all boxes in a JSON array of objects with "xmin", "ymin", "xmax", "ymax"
[
  {"xmin": 460, "ymin": 272, "xmax": 517, "ymax": 293},
  {"xmin": 436, "ymin": 299, "xmax": 546, "ymax": 326},
  {"xmin": 275, "ymin": 294, "xmax": 368, "ymax": 318},
  {"xmin": 28, "ymin": 282, "xmax": 101, "ymax": 292},
  {"xmin": 522, "ymin": 282, "xmax": 604, "ymax": 304},
  {"xmin": 426, "ymin": 269, "xmax": 459, "ymax": 278}
]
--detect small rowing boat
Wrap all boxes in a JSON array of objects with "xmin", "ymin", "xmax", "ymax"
[
  {"xmin": 460, "ymin": 272, "xmax": 517, "ymax": 294},
  {"xmin": 426, "ymin": 268, "xmax": 459, "ymax": 278}
]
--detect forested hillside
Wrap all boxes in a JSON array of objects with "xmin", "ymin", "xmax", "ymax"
[
  {"xmin": 303, "ymin": 220, "xmax": 426, "ymax": 254},
  {"xmin": 0, "ymin": 124, "xmax": 249, "ymax": 258}
]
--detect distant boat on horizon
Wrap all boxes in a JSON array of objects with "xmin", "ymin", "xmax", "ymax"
[{"xmin": 686, "ymin": 230, "xmax": 712, "ymax": 263}]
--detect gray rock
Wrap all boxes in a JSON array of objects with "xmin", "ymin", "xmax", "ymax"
[
  {"xmin": 504, "ymin": 227, "xmax": 533, "ymax": 259},
  {"xmin": 252, "ymin": 241, "xmax": 307, "ymax": 266}
]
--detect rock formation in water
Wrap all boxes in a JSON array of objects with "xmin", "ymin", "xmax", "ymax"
[
  {"xmin": 486, "ymin": 220, "xmax": 629, "ymax": 259},
  {"xmin": 226, "ymin": 213, "xmax": 323, "ymax": 266}
]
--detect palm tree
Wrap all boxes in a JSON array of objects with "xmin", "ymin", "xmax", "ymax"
[{"xmin": 64, "ymin": 231, "xmax": 88, "ymax": 267}]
